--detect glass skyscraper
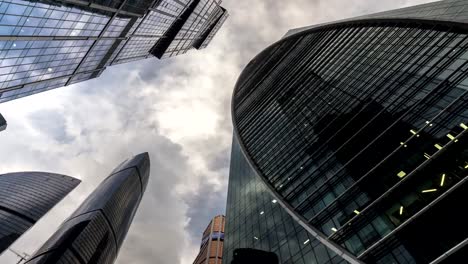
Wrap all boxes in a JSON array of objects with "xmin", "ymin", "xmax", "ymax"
[
  {"xmin": 225, "ymin": 0, "xmax": 468, "ymax": 263},
  {"xmin": 0, "ymin": 112, "xmax": 6, "ymax": 131},
  {"xmin": 0, "ymin": 0, "xmax": 228, "ymax": 103},
  {"xmin": 25, "ymin": 152, "xmax": 150, "ymax": 264},
  {"xmin": 0, "ymin": 172, "xmax": 80, "ymax": 254}
]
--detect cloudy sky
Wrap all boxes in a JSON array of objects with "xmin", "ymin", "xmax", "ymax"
[{"xmin": 0, "ymin": 0, "xmax": 435, "ymax": 263}]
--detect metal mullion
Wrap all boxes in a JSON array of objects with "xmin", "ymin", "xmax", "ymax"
[
  {"xmin": 0, "ymin": 67, "xmax": 103, "ymax": 94},
  {"xmin": 302, "ymin": 26, "xmax": 419, "ymax": 159},
  {"xmin": 313, "ymin": 93, "xmax": 467, "ymax": 229},
  {"xmin": 298, "ymin": 28, "xmax": 430, "ymax": 164},
  {"xmin": 301, "ymin": 27, "xmax": 366, "ymax": 82},
  {"xmin": 240, "ymin": 28, "xmax": 354, "ymax": 144},
  {"xmin": 326, "ymin": 85, "xmax": 468, "ymax": 243},
  {"xmin": 286, "ymin": 27, "xmax": 453, "ymax": 203},
  {"xmin": 58, "ymin": 0, "xmax": 142, "ymax": 17},
  {"xmin": 294, "ymin": 26, "xmax": 399, "ymax": 147},
  {"xmin": 332, "ymin": 126, "xmax": 468, "ymax": 248},
  {"xmin": 173, "ymin": 0, "xmax": 210, "ymax": 50},
  {"xmin": 304, "ymin": 26, "xmax": 365, "ymax": 77},
  {"xmin": 234, "ymin": 44, "xmax": 285, "ymax": 101},
  {"xmin": 291, "ymin": 28, "xmax": 373, "ymax": 116},
  {"xmin": 0, "ymin": 36, "xmax": 126, "ymax": 41},
  {"xmin": 238, "ymin": 29, "xmax": 339, "ymax": 116},
  {"xmin": 295, "ymin": 26, "xmax": 402, "ymax": 145},
  {"xmin": 357, "ymin": 160, "xmax": 468, "ymax": 260},
  {"xmin": 282, "ymin": 27, "xmax": 421, "ymax": 201},
  {"xmin": 238, "ymin": 43, "xmax": 314, "ymax": 128},
  {"xmin": 244, "ymin": 61, "xmax": 338, "ymax": 171},
  {"xmin": 231, "ymin": 19, "xmax": 468, "ymax": 264},
  {"xmin": 241, "ymin": 26, "xmax": 458, "ymax": 198},
  {"xmin": 236, "ymin": 37, "xmax": 309, "ymax": 119},
  {"xmin": 297, "ymin": 36, "xmax": 461, "ymax": 211},
  {"xmin": 237, "ymin": 30, "xmax": 335, "ymax": 123},
  {"xmin": 429, "ymin": 237, "xmax": 468, "ymax": 264},
  {"xmin": 64, "ymin": 0, "xmax": 132, "ymax": 86},
  {"xmin": 433, "ymin": 96, "xmax": 468, "ymax": 134},
  {"xmin": 110, "ymin": 9, "xmax": 154, "ymax": 62},
  {"xmin": 311, "ymin": 90, "xmax": 468, "ymax": 230},
  {"xmin": 409, "ymin": 43, "xmax": 468, "ymax": 119},
  {"xmin": 255, "ymin": 27, "xmax": 402, "ymax": 187},
  {"xmin": 257, "ymin": 122, "xmax": 307, "ymax": 175},
  {"xmin": 238, "ymin": 34, "xmax": 331, "ymax": 143},
  {"xmin": 239, "ymin": 57, "xmax": 311, "ymax": 147},
  {"xmin": 247, "ymin": 70, "xmax": 334, "ymax": 155}
]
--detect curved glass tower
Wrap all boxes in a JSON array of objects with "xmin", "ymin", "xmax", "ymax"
[
  {"xmin": 25, "ymin": 152, "xmax": 150, "ymax": 264},
  {"xmin": 0, "ymin": 172, "xmax": 80, "ymax": 254},
  {"xmin": 225, "ymin": 0, "xmax": 468, "ymax": 263}
]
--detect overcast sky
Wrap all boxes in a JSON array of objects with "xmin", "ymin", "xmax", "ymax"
[{"xmin": 0, "ymin": 0, "xmax": 436, "ymax": 263}]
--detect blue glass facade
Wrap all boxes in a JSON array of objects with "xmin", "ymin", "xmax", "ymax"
[
  {"xmin": 0, "ymin": 0, "xmax": 228, "ymax": 102},
  {"xmin": 25, "ymin": 152, "xmax": 150, "ymax": 264},
  {"xmin": 0, "ymin": 172, "xmax": 80, "ymax": 254},
  {"xmin": 227, "ymin": 1, "xmax": 468, "ymax": 263},
  {"xmin": 150, "ymin": 0, "xmax": 228, "ymax": 58},
  {"xmin": 223, "ymin": 138, "xmax": 349, "ymax": 264}
]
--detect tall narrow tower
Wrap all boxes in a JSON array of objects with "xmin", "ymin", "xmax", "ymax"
[{"xmin": 25, "ymin": 152, "xmax": 150, "ymax": 264}]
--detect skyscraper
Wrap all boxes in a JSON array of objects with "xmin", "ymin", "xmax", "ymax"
[
  {"xmin": 0, "ymin": 172, "xmax": 80, "ymax": 254},
  {"xmin": 0, "ymin": 112, "xmax": 6, "ymax": 131},
  {"xmin": 24, "ymin": 152, "xmax": 150, "ymax": 264},
  {"xmin": 193, "ymin": 215, "xmax": 225, "ymax": 264},
  {"xmin": 0, "ymin": 0, "xmax": 228, "ymax": 103},
  {"xmin": 225, "ymin": 0, "xmax": 468, "ymax": 263}
]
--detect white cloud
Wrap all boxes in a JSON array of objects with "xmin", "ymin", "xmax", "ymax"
[{"xmin": 0, "ymin": 0, "xmax": 436, "ymax": 263}]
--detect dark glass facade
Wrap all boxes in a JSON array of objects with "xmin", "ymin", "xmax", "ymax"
[
  {"xmin": 25, "ymin": 152, "xmax": 150, "ymax": 264},
  {"xmin": 0, "ymin": 112, "xmax": 6, "ymax": 131},
  {"xmin": 0, "ymin": 172, "xmax": 80, "ymax": 254},
  {"xmin": 0, "ymin": 0, "xmax": 228, "ymax": 102},
  {"xmin": 223, "ymin": 138, "xmax": 349, "ymax": 264},
  {"xmin": 150, "ymin": 0, "xmax": 228, "ymax": 58},
  {"xmin": 226, "ymin": 0, "xmax": 468, "ymax": 263}
]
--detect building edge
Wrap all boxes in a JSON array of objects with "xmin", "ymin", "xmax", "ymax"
[{"xmin": 230, "ymin": 16, "xmax": 468, "ymax": 263}]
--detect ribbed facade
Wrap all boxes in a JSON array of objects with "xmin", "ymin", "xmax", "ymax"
[
  {"xmin": 193, "ymin": 215, "xmax": 225, "ymax": 264},
  {"xmin": 0, "ymin": 172, "xmax": 80, "ymax": 254},
  {"xmin": 226, "ymin": 0, "xmax": 468, "ymax": 263},
  {"xmin": 0, "ymin": 0, "xmax": 228, "ymax": 103},
  {"xmin": 150, "ymin": 0, "xmax": 228, "ymax": 59},
  {"xmin": 25, "ymin": 152, "xmax": 150, "ymax": 264},
  {"xmin": 223, "ymin": 138, "xmax": 349, "ymax": 264}
]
